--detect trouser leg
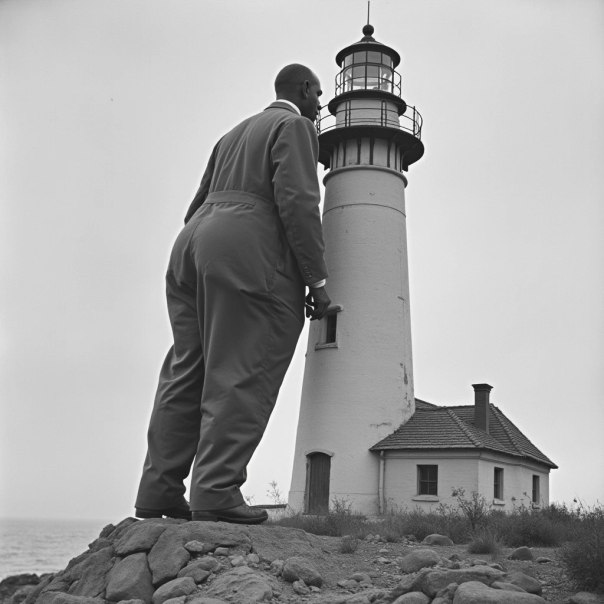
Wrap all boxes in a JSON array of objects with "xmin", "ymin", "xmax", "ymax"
[{"xmin": 135, "ymin": 273, "xmax": 203, "ymax": 509}]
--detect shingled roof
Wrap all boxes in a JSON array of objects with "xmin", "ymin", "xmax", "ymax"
[{"xmin": 370, "ymin": 399, "xmax": 557, "ymax": 469}]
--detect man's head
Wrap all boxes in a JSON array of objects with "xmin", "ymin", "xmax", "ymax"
[{"xmin": 274, "ymin": 64, "xmax": 322, "ymax": 123}]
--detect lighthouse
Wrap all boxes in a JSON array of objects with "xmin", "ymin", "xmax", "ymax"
[{"xmin": 288, "ymin": 23, "xmax": 425, "ymax": 515}]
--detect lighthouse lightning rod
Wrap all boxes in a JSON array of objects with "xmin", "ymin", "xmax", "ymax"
[{"xmin": 367, "ymin": 1, "xmax": 371, "ymax": 24}]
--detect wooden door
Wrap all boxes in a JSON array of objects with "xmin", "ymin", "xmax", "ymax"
[{"xmin": 305, "ymin": 452, "xmax": 331, "ymax": 514}]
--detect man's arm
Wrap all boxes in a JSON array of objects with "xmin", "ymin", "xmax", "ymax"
[
  {"xmin": 271, "ymin": 117, "xmax": 328, "ymax": 286},
  {"xmin": 184, "ymin": 143, "xmax": 219, "ymax": 224}
]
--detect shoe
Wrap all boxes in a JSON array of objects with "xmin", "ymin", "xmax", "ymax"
[
  {"xmin": 135, "ymin": 506, "xmax": 192, "ymax": 520},
  {"xmin": 192, "ymin": 503, "xmax": 268, "ymax": 525}
]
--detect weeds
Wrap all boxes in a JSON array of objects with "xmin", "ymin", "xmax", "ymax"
[
  {"xmin": 467, "ymin": 528, "xmax": 503, "ymax": 556},
  {"xmin": 339, "ymin": 534, "xmax": 360, "ymax": 554}
]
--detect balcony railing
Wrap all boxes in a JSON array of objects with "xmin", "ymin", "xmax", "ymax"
[{"xmin": 316, "ymin": 103, "xmax": 423, "ymax": 140}]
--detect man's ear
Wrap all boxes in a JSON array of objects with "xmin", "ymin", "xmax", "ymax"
[{"xmin": 302, "ymin": 80, "xmax": 310, "ymax": 98}]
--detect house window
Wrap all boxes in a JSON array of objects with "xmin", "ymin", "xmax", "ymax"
[
  {"xmin": 532, "ymin": 475, "xmax": 540, "ymax": 504},
  {"xmin": 417, "ymin": 465, "xmax": 438, "ymax": 496},
  {"xmin": 494, "ymin": 467, "xmax": 504, "ymax": 500}
]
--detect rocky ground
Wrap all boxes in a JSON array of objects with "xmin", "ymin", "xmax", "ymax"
[{"xmin": 1, "ymin": 517, "xmax": 602, "ymax": 604}]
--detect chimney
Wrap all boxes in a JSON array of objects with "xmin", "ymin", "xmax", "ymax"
[{"xmin": 472, "ymin": 383, "xmax": 493, "ymax": 433}]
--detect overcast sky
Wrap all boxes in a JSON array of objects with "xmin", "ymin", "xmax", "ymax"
[{"xmin": 1, "ymin": 0, "xmax": 602, "ymax": 521}]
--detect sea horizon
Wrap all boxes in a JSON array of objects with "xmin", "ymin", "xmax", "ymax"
[{"xmin": 0, "ymin": 516, "xmax": 115, "ymax": 581}]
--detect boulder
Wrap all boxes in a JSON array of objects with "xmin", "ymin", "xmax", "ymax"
[
  {"xmin": 491, "ymin": 581, "xmax": 527, "ymax": 592},
  {"xmin": 504, "ymin": 571, "xmax": 542, "ymax": 595},
  {"xmin": 282, "ymin": 556, "xmax": 323, "ymax": 587},
  {"xmin": 245, "ymin": 525, "xmax": 327, "ymax": 562},
  {"xmin": 184, "ymin": 541, "xmax": 209, "ymax": 555},
  {"xmin": 187, "ymin": 598, "xmax": 229, "ymax": 604},
  {"xmin": 147, "ymin": 531, "xmax": 190, "ymax": 586},
  {"xmin": 422, "ymin": 534, "xmax": 454, "ymax": 546},
  {"xmin": 151, "ymin": 577, "xmax": 196, "ymax": 604},
  {"xmin": 67, "ymin": 547, "xmax": 115, "ymax": 597},
  {"xmin": 38, "ymin": 595, "xmax": 104, "ymax": 604},
  {"xmin": 105, "ymin": 552, "xmax": 153, "ymax": 602},
  {"xmin": 508, "ymin": 546, "xmax": 533, "ymax": 561},
  {"xmin": 399, "ymin": 549, "xmax": 440, "ymax": 573},
  {"xmin": 392, "ymin": 592, "xmax": 431, "ymax": 603},
  {"xmin": 176, "ymin": 561, "xmax": 212, "ymax": 584},
  {"xmin": 189, "ymin": 556, "xmax": 221, "ymax": 573},
  {"xmin": 114, "ymin": 522, "xmax": 167, "ymax": 556},
  {"xmin": 292, "ymin": 580, "xmax": 310, "ymax": 595},
  {"xmin": 452, "ymin": 581, "xmax": 546, "ymax": 603},
  {"xmin": 206, "ymin": 566, "xmax": 273, "ymax": 603},
  {"xmin": 392, "ymin": 566, "xmax": 505, "ymax": 599}
]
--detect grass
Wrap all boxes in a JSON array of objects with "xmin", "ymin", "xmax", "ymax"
[{"xmin": 270, "ymin": 495, "xmax": 604, "ymax": 593}]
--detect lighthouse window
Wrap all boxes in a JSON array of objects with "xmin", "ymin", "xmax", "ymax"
[
  {"xmin": 368, "ymin": 51, "xmax": 381, "ymax": 64},
  {"xmin": 315, "ymin": 305, "xmax": 343, "ymax": 350},
  {"xmin": 325, "ymin": 313, "xmax": 337, "ymax": 344},
  {"xmin": 353, "ymin": 51, "xmax": 367, "ymax": 64}
]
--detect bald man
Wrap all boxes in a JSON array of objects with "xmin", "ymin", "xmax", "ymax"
[{"xmin": 135, "ymin": 64, "xmax": 330, "ymax": 524}]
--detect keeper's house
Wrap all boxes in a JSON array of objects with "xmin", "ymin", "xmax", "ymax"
[{"xmin": 370, "ymin": 383, "xmax": 557, "ymax": 512}]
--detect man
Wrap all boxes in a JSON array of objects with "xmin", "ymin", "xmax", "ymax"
[{"xmin": 134, "ymin": 64, "xmax": 330, "ymax": 524}]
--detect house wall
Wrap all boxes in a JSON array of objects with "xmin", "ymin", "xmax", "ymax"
[
  {"xmin": 477, "ymin": 454, "xmax": 551, "ymax": 509},
  {"xmin": 383, "ymin": 450, "xmax": 551, "ymax": 512},
  {"xmin": 383, "ymin": 451, "xmax": 479, "ymax": 512}
]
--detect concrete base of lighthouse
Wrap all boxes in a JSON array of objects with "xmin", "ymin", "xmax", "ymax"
[{"xmin": 288, "ymin": 165, "xmax": 416, "ymax": 516}]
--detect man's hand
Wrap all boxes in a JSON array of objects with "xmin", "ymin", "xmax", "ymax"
[{"xmin": 305, "ymin": 286, "xmax": 331, "ymax": 321}]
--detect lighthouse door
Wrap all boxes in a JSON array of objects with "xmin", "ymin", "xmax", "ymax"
[{"xmin": 305, "ymin": 452, "xmax": 331, "ymax": 514}]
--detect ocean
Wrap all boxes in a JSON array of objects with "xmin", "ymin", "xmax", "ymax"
[{"xmin": 0, "ymin": 517, "xmax": 112, "ymax": 581}]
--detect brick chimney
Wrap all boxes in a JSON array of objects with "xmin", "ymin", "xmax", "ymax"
[{"xmin": 472, "ymin": 383, "xmax": 493, "ymax": 433}]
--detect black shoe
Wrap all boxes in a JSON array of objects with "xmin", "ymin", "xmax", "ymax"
[
  {"xmin": 192, "ymin": 503, "xmax": 268, "ymax": 524},
  {"xmin": 135, "ymin": 506, "xmax": 192, "ymax": 520}
]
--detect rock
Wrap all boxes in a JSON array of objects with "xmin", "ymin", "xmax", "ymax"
[
  {"xmin": 147, "ymin": 530, "xmax": 190, "ymax": 585},
  {"xmin": 191, "ymin": 556, "xmax": 221, "ymax": 573},
  {"xmin": 66, "ymin": 546, "xmax": 115, "ymax": 597},
  {"xmin": 567, "ymin": 593, "xmax": 604, "ymax": 604},
  {"xmin": 206, "ymin": 566, "xmax": 273, "ymax": 603},
  {"xmin": 470, "ymin": 559, "xmax": 487, "ymax": 566},
  {"xmin": 399, "ymin": 549, "xmax": 440, "ymax": 573},
  {"xmin": 422, "ymin": 534, "xmax": 454, "ymax": 546},
  {"xmin": 101, "ymin": 518, "xmax": 140, "ymax": 541},
  {"xmin": 432, "ymin": 582, "xmax": 458, "ymax": 604},
  {"xmin": 151, "ymin": 577, "xmax": 196, "ymax": 604},
  {"xmin": 375, "ymin": 557, "xmax": 390, "ymax": 564},
  {"xmin": 489, "ymin": 563, "xmax": 505, "ymax": 571},
  {"xmin": 176, "ymin": 560, "xmax": 212, "ymax": 584},
  {"xmin": 187, "ymin": 597, "xmax": 229, "ymax": 604},
  {"xmin": 9, "ymin": 584, "xmax": 38, "ymax": 604},
  {"xmin": 391, "ymin": 566, "xmax": 505, "ymax": 599},
  {"xmin": 105, "ymin": 552, "xmax": 154, "ymax": 602},
  {"xmin": 379, "ymin": 548, "xmax": 389, "ymax": 554},
  {"xmin": 113, "ymin": 600, "xmax": 145, "ymax": 604},
  {"xmin": 114, "ymin": 522, "xmax": 167, "ymax": 556},
  {"xmin": 337, "ymin": 579, "xmax": 358, "ymax": 589},
  {"xmin": 535, "ymin": 557, "xmax": 551, "ymax": 564},
  {"xmin": 282, "ymin": 556, "xmax": 323, "ymax": 587},
  {"xmin": 246, "ymin": 554, "xmax": 260, "ymax": 565},
  {"xmin": 39, "ymin": 595, "xmax": 104, "ymax": 604},
  {"xmin": 0, "ymin": 574, "xmax": 41, "ymax": 603},
  {"xmin": 508, "ymin": 546, "xmax": 533, "ymax": 561},
  {"xmin": 491, "ymin": 581, "xmax": 527, "ymax": 592},
  {"xmin": 269, "ymin": 559, "xmax": 284, "ymax": 576},
  {"xmin": 392, "ymin": 592, "xmax": 431, "ymax": 603},
  {"xmin": 350, "ymin": 572, "xmax": 372, "ymax": 583},
  {"xmin": 293, "ymin": 580, "xmax": 310, "ymax": 595},
  {"xmin": 184, "ymin": 541, "xmax": 210, "ymax": 554},
  {"xmin": 179, "ymin": 522, "xmax": 251, "ymax": 554},
  {"xmin": 229, "ymin": 555, "xmax": 246, "ymax": 567},
  {"xmin": 451, "ymin": 581, "xmax": 546, "ymax": 603},
  {"xmin": 213, "ymin": 547, "xmax": 229, "ymax": 557},
  {"xmin": 245, "ymin": 525, "xmax": 327, "ymax": 563},
  {"xmin": 504, "ymin": 571, "xmax": 542, "ymax": 595},
  {"xmin": 162, "ymin": 598, "xmax": 185, "ymax": 604}
]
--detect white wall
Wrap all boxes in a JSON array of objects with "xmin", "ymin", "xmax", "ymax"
[{"xmin": 383, "ymin": 450, "xmax": 551, "ymax": 512}]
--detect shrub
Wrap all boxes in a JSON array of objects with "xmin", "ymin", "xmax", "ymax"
[
  {"xmin": 467, "ymin": 528, "xmax": 503, "ymax": 556},
  {"xmin": 339, "ymin": 534, "xmax": 360, "ymax": 553},
  {"xmin": 490, "ymin": 507, "xmax": 567, "ymax": 547},
  {"xmin": 560, "ymin": 505, "xmax": 604, "ymax": 593}
]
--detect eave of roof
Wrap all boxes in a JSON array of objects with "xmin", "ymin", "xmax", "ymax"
[{"xmin": 370, "ymin": 399, "xmax": 557, "ymax": 469}]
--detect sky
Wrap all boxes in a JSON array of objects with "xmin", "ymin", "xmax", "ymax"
[{"xmin": 1, "ymin": 0, "xmax": 603, "ymax": 522}]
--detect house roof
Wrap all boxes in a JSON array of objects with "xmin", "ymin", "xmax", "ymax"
[{"xmin": 370, "ymin": 399, "xmax": 557, "ymax": 469}]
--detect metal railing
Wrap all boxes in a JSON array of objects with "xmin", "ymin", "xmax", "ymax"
[{"xmin": 316, "ymin": 103, "xmax": 423, "ymax": 140}]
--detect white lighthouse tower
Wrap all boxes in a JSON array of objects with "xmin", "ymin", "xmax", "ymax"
[{"xmin": 288, "ymin": 23, "xmax": 424, "ymax": 515}]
